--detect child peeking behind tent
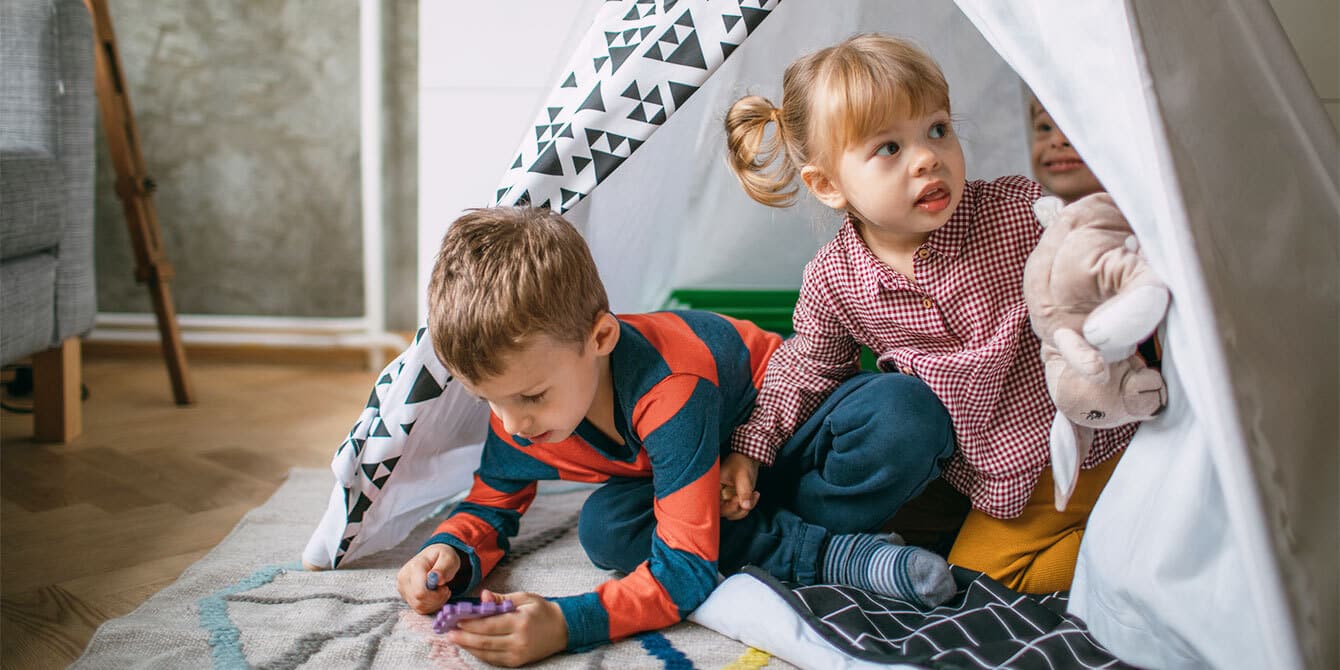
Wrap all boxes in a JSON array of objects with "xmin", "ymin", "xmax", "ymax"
[
  {"xmin": 397, "ymin": 206, "xmax": 957, "ymax": 666},
  {"xmin": 721, "ymin": 33, "xmax": 1138, "ymax": 594},
  {"xmin": 1026, "ymin": 88, "xmax": 1164, "ymax": 396},
  {"xmin": 1027, "ymin": 92, "xmax": 1104, "ymax": 204}
]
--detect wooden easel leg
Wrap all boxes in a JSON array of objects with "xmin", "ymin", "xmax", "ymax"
[
  {"xmin": 33, "ymin": 338, "xmax": 83, "ymax": 443},
  {"xmin": 149, "ymin": 277, "xmax": 193, "ymax": 404},
  {"xmin": 85, "ymin": 0, "xmax": 194, "ymax": 405}
]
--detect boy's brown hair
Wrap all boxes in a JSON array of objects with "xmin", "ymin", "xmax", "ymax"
[{"xmin": 427, "ymin": 207, "xmax": 608, "ymax": 382}]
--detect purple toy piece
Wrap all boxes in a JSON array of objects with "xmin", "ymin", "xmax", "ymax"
[{"xmin": 433, "ymin": 599, "xmax": 517, "ymax": 633}]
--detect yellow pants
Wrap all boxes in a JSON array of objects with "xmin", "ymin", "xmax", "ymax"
[{"xmin": 947, "ymin": 454, "xmax": 1121, "ymax": 594}]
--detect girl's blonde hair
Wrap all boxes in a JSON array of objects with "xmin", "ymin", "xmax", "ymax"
[{"xmin": 724, "ymin": 34, "xmax": 950, "ymax": 207}]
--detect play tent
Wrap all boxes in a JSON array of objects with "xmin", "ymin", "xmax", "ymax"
[{"xmin": 304, "ymin": 1, "xmax": 1339, "ymax": 667}]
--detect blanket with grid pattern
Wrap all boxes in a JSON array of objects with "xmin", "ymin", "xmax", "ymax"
[{"xmin": 692, "ymin": 565, "xmax": 1135, "ymax": 669}]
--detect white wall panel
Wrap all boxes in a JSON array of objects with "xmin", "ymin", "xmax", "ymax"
[{"xmin": 417, "ymin": 0, "xmax": 602, "ymax": 322}]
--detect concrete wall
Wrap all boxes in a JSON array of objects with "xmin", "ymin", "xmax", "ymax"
[{"xmin": 93, "ymin": 0, "xmax": 418, "ymax": 328}]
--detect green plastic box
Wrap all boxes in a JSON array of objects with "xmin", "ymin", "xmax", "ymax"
[{"xmin": 663, "ymin": 288, "xmax": 879, "ymax": 371}]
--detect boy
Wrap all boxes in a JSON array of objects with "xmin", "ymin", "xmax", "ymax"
[{"xmin": 397, "ymin": 206, "xmax": 956, "ymax": 666}]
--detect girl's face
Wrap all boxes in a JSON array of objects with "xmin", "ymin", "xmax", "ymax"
[{"xmin": 818, "ymin": 109, "xmax": 966, "ymax": 247}]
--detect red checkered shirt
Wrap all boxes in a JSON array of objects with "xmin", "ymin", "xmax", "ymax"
[{"xmin": 729, "ymin": 176, "xmax": 1134, "ymax": 519}]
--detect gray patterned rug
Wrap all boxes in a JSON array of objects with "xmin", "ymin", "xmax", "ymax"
[{"xmin": 73, "ymin": 468, "xmax": 778, "ymax": 669}]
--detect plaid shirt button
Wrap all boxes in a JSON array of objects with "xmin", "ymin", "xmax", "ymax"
[{"xmin": 732, "ymin": 177, "xmax": 1134, "ymax": 518}]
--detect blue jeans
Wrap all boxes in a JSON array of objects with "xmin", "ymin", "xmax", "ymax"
[{"xmin": 577, "ymin": 372, "xmax": 954, "ymax": 585}]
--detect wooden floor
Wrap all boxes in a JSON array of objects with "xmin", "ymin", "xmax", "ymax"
[{"xmin": 1, "ymin": 353, "xmax": 379, "ymax": 669}]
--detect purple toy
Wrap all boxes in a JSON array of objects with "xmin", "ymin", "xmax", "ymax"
[{"xmin": 433, "ymin": 600, "xmax": 517, "ymax": 633}]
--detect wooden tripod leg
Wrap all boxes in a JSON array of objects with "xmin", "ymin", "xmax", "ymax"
[
  {"xmin": 85, "ymin": 0, "xmax": 194, "ymax": 404},
  {"xmin": 148, "ymin": 271, "xmax": 193, "ymax": 404}
]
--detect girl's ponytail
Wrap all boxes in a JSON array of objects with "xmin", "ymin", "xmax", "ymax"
[{"xmin": 724, "ymin": 95, "xmax": 799, "ymax": 207}]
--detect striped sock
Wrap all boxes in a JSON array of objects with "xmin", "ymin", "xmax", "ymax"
[{"xmin": 820, "ymin": 533, "xmax": 955, "ymax": 607}]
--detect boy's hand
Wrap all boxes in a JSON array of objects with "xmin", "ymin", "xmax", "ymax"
[
  {"xmin": 397, "ymin": 544, "xmax": 461, "ymax": 614},
  {"xmin": 448, "ymin": 589, "xmax": 568, "ymax": 667},
  {"xmin": 720, "ymin": 452, "xmax": 761, "ymax": 520}
]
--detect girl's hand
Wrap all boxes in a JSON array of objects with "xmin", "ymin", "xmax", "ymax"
[
  {"xmin": 720, "ymin": 452, "xmax": 761, "ymax": 520},
  {"xmin": 396, "ymin": 544, "xmax": 461, "ymax": 614},
  {"xmin": 449, "ymin": 589, "xmax": 568, "ymax": 667}
]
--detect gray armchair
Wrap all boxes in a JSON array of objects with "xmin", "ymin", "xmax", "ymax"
[{"xmin": 1, "ymin": 0, "xmax": 96, "ymax": 441}]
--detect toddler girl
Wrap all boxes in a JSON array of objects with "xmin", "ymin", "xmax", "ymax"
[{"xmin": 721, "ymin": 33, "xmax": 1136, "ymax": 593}]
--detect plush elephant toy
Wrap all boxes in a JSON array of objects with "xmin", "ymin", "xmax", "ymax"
[{"xmin": 1023, "ymin": 193, "xmax": 1170, "ymax": 511}]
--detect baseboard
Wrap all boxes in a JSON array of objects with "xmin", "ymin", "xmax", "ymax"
[{"xmin": 86, "ymin": 313, "xmax": 415, "ymax": 370}]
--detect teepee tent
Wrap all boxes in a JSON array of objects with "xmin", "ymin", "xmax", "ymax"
[
  {"xmin": 951, "ymin": 5, "xmax": 1337, "ymax": 669},
  {"xmin": 305, "ymin": 1, "xmax": 1338, "ymax": 667}
]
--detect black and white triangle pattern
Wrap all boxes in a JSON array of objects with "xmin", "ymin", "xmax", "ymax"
[
  {"xmin": 328, "ymin": 328, "xmax": 451, "ymax": 567},
  {"xmin": 495, "ymin": 0, "xmax": 779, "ymax": 214}
]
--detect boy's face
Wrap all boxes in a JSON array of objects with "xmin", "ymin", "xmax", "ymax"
[
  {"xmin": 457, "ymin": 323, "xmax": 611, "ymax": 444},
  {"xmin": 1030, "ymin": 103, "xmax": 1103, "ymax": 203},
  {"xmin": 815, "ymin": 109, "xmax": 966, "ymax": 243}
]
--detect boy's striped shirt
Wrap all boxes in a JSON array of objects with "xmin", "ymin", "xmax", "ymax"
[{"xmin": 424, "ymin": 310, "xmax": 780, "ymax": 649}]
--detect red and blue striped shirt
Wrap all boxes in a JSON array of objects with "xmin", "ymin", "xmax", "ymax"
[{"xmin": 424, "ymin": 311, "xmax": 781, "ymax": 649}]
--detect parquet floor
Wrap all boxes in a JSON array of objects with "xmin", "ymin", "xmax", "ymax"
[{"xmin": 1, "ymin": 353, "xmax": 379, "ymax": 669}]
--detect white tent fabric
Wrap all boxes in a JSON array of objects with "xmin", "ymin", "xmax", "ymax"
[
  {"xmin": 307, "ymin": 1, "xmax": 1337, "ymax": 666},
  {"xmin": 302, "ymin": 331, "xmax": 489, "ymax": 568},
  {"xmin": 531, "ymin": 1, "xmax": 1033, "ymax": 312},
  {"xmin": 306, "ymin": 0, "xmax": 1033, "ymax": 572},
  {"xmin": 953, "ymin": 2, "xmax": 1338, "ymax": 668}
]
